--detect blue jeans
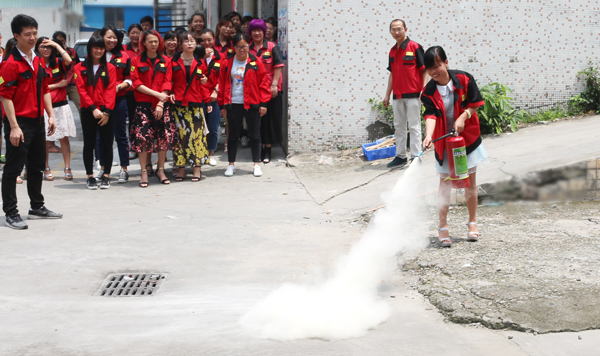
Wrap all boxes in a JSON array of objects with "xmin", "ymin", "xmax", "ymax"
[
  {"xmin": 96, "ymin": 97, "xmax": 129, "ymax": 167},
  {"xmin": 205, "ymin": 101, "xmax": 220, "ymax": 152}
]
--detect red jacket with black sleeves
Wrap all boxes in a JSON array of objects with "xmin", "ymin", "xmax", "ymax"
[
  {"xmin": 43, "ymin": 56, "xmax": 70, "ymax": 107},
  {"xmin": 0, "ymin": 46, "xmax": 49, "ymax": 122},
  {"xmin": 214, "ymin": 38, "xmax": 234, "ymax": 57},
  {"xmin": 249, "ymin": 40, "xmax": 285, "ymax": 92},
  {"xmin": 74, "ymin": 62, "xmax": 117, "ymax": 114},
  {"xmin": 205, "ymin": 50, "xmax": 222, "ymax": 95},
  {"xmin": 421, "ymin": 69, "xmax": 485, "ymax": 165},
  {"xmin": 388, "ymin": 37, "xmax": 425, "ymax": 99},
  {"xmin": 124, "ymin": 43, "xmax": 140, "ymax": 94},
  {"xmin": 130, "ymin": 53, "xmax": 172, "ymax": 107},
  {"xmin": 107, "ymin": 50, "xmax": 131, "ymax": 98},
  {"xmin": 218, "ymin": 54, "xmax": 270, "ymax": 110},
  {"xmin": 65, "ymin": 47, "xmax": 79, "ymax": 86},
  {"xmin": 171, "ymin": 53, "xmax": 210, "ymax": 107}
]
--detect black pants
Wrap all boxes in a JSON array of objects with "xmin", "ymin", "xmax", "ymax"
[
  {"xmin": 261, "ymin": 93, "xmax": 283, "ymax": 145},
  {"xmin": 80, "ymin": 109, "xmax": 114, "ymax": 176},
  {"xmin": 228, "ymin": 104, "xmax": 261, "ymax": 163},
  {"xmin": 2, "ymin": 118, "xmax": 46, "ymax": 216}
]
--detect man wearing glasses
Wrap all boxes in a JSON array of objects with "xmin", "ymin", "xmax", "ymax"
[{"xmin": 383, "ymin": 19, "xmax": 427, "ymax": 168}]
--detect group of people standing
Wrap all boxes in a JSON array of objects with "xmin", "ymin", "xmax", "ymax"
[{"xmin": 0, "ymin": 12, "xmax": 284, "ymax": 229}]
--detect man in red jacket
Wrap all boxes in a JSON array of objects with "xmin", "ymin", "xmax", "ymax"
[
  {"xmin": 383, "ymin": 19, "xmax": 428, "ymax": 168},
  {"xmin": 0, "ymin": 14, "xmax": 63, "ymax": 230}
]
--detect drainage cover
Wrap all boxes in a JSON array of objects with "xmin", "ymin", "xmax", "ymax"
[{"xmin": 97, "ymin": 273, "xmax": 166, "ymax": 297}]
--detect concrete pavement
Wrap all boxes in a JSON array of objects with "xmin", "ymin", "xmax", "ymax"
[{"xmin": 0, "ymin": 112, "xmax": 599, "ymax": 355}]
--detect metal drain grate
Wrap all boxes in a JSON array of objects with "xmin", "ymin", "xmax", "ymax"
[{"xmin": 97, "ymin": 273, "xmax": 166, "ymax": 297}]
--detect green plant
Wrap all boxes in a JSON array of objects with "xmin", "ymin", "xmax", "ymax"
[
  {"xmin": 570, "ymin": 63, "xmax": 600, "ymax": 113},
  {"xmin": 368, "ymin": 97, "xmax": 394, "ymax": 129},
  {"xmin": 525, "ymin": 106, "xmax": 569, "ymax": 123},
  {"xmin": 478, "ymin": 82, "xmax": 529, "ymax": 134}
]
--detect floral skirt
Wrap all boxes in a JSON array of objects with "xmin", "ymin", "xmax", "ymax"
[
  {"xmin": 172, "ymin": 105, "xmax": 209, "ymax": 167},
  {"xmin": 130, "ymin": 103, "xmax": 178, "ymax": 153}
]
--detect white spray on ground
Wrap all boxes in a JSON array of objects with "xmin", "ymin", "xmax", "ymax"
[{"xmin": 239, "ymin": 161, "xmax": 430, "ymax": 340}]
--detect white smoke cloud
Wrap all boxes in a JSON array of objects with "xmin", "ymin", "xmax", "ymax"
[{"xmin": 240, "ymin": 162, "xmax": 430, "ymax": 340}]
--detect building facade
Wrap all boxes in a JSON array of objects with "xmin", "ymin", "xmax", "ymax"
[{"xmin": 281, "ymin": 0, "xmax": 600, "ymax": 152}]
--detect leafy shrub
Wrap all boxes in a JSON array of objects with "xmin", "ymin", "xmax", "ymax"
[
  {"xmin": 569, "ymin": 64, "xmax": 600, "ymax": 113},
  {"xmin": 478, "ymin": 82, "xmax": 529, "ymax": 134},
  {"xmin": 368, "ymin": 98, "xmax": 394, "ymax": 128}
]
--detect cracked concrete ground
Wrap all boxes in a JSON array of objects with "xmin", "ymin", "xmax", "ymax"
[{"xmin": 403, "ymin": 201, "xmax": 600, "ymax": 333}]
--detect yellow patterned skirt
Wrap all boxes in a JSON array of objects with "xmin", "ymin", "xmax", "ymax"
[{"xmin": 172, "ymin": 105, "xmax": 209, "ymax": 167}]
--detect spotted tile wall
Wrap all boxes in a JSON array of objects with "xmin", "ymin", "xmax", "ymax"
[{"xmin": 285, "ymin": 0, "xmax": 600, "ymax": 152}]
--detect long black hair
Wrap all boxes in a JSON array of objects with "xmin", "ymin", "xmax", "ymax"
[
  {"xmin": 83, "ymin": 35, "xmax": 108, "ymax": 86},
  {"xmin": 35, "ymin": 36, "xmax": 59, "ymax": 68},
  {"xmin": 100, "ymin": 25, "xmax": 124, "ymax": 54}
]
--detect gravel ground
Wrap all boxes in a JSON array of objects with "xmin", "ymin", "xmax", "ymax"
[{"xmin": 401, "ymin": 201, "xmax": 600, "ymax": 333}]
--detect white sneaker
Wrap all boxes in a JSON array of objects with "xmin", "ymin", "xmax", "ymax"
[
  {"xmin": 95, "ymin": 169, "xmax": 104, "ymax": 180},
  {"xmin": 224, "ymin": 165, "xmax": 236, "ymax": 177},
  {"xmin": 240, "ymin": 136, "xmax": 249, "ymax": 147},
  {"xmin": 253, "ymin": 165, "xmax": 263, "ymax": 177},
  {"xmin": 95, "ymin": 160, "xmax": 101, "ymax": 170},
  {"xmin": 208, "ymin": 156, "xmax": 217, "ymax": 166}
]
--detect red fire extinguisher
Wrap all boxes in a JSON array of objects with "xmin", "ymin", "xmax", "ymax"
[{"xmin": 445, "ymin": 132, "xmax": 471, "ymax": 189}]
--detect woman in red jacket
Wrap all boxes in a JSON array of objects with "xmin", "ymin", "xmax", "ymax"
[
  {"xmin": 214, "ymin": 17, "xmax": 234, "ymax": 56},
  {"xmin": 96, "ymin": 25, "xmax": 132, "ymax": 183},
  {"xmin": 130, "ymin": 30, "xmax": 176, "ymax": 187},
  {"xmin": 248, "ymin": 19, "xmax": 285, "ymax": 163},
  {"xmin": 218, "ymin": 33, "xmax": 270, "ymax": 177},
  {"xmin": 74, "ymin": 35, "xmax": 117, "ymax": 190},
  {"xmin": 35, "ymin": 37, "xmax": 75, "ymax": 181},
  {"xmin": 169, "ymin": 32, "xmax": 211, "ymax": 181},
  {"xmin": 421, "ymin": 46, "xmax": 488, "ymax": 248},
  {"xmin": 199, "ymin": 28, "xmax": 222, "ymax": 164},
  {"xmin": 124, "ymin": 24, "xmax": 143, "ymax": 161}
]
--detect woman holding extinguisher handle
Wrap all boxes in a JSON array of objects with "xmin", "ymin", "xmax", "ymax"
[{"xmin": 421, "ymin": 46, "xmax": 488, "ymax": 248}]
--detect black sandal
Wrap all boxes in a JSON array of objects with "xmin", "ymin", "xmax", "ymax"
[
  {"xmin": 139, "ymin": 169, "xmax": 149, "ymax": 188},
  {"xmin": 191, "ymin": 166, "xmax": 201, "ymax": 182},
  {"xmin": 174, "ymin": 167, "xmax": 184, "ymax": 182},
  {"xmin": 145, "ymin": 164, "xmax": 155, "ymax": 177},
  {"xmin": 156, "ymin": 167, "xmax": 170, "ymax": 184},
  {"xmin": 262, "ymin": 146, "xmax": 272, "ymax": 164}
]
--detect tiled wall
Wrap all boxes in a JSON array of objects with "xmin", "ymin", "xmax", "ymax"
[{"xmin": 285, "ymin": 0, "xmax": 600, "ymax": 152}]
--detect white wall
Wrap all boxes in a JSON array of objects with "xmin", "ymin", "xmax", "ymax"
[{"xmin": 285, "ymin": 0, "xmax": 600, "ymax": 152}]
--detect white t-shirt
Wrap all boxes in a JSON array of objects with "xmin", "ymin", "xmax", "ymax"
[{"xmin": 230, "ymin": 57, "xmax": 246, "ymax": 104}]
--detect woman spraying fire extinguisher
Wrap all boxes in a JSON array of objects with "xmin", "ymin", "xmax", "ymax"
[{"xmin": 421, "ymin": 46, "xmax": 488, "ymax": 248}]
